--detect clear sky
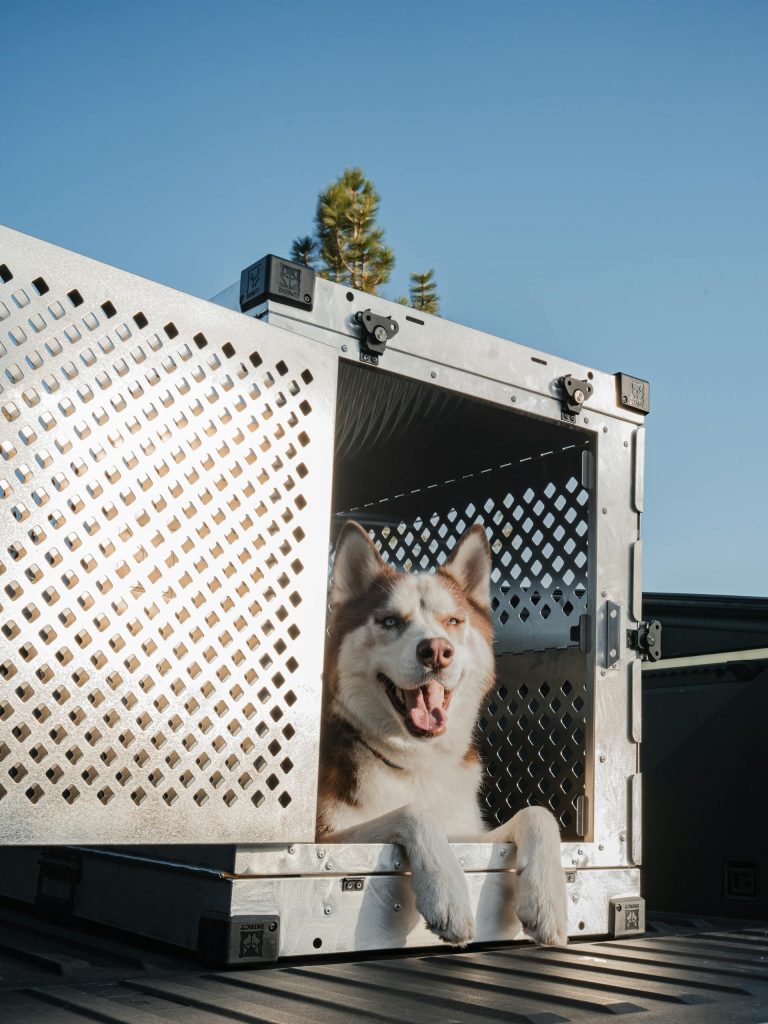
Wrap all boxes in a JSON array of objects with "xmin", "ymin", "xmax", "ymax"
[{"xmin": 3, "ymin": 0, "xmax": 766, "ymax": 595}]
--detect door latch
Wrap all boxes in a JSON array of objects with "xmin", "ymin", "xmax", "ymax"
[
  {"xmin": 627, "ymin": 620, "xmax": 662, "ymax": 661},
  {"xmin": 560, "ymin": 374, "xmax": 593, "ymax": 420},
  {"xmin": 355, "ymin": 310, "xmax": 399, "ymax": 365}
]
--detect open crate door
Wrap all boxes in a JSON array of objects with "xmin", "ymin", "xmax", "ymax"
[{"xmin": 0, "ymin": 227, "xmax": 337, "ymax": 844}]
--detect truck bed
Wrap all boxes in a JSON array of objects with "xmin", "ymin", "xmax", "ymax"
[{"xmin": 1, "ymin": 901, "xmax": 766, "ymax": 1024}]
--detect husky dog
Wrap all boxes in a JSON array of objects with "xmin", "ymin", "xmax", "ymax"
[{"xmin": 317, "ymin": 521, "xmax": 568, "ymax": 947}]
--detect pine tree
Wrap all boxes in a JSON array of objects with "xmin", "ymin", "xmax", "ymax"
[
  {"xmin": 290, "ymin": 235, "xmax": 319, "ymax": 268},
  {"xmin": 291, "ymin": 168, "xmax": 394, "ymax": 294},
  {"xmin": 407, "ymin": 270, "xmax": 439, "ymax": 314}
]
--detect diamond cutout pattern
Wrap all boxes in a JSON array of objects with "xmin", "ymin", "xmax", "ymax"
[{"xmin": 0, "ymin": 230, "xmax": 333, "ymax": 844}]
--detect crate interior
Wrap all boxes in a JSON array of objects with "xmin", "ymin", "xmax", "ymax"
[{"xmin": 332, "ymin": 362, "xmax": 593, "ymax": 839}]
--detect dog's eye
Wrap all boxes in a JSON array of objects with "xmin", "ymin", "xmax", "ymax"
[
  {"xmin": 447, "ymin": 616, "xmax": 463, "ymax": 626},
  {"xmin": 380, "ymin": 615, "xmax": 399, "ymax": 629}
]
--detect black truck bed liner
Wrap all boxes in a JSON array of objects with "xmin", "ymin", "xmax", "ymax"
[{"xmin": 1, "ymin": 902, "xmax": 766, "ymax": 1024}]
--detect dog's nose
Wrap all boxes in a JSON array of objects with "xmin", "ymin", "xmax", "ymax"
[{"xmin": 416, "ymin": 637, "xmax": 454, "ymax": 670}]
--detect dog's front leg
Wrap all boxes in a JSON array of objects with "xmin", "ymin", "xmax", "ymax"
[
  {"xmin": 328, "ymin": 805, "xmax": 475, "ymax": 946},
  {"xmin": 485, "ymin": 806, "xmax": 568, "ymax": 945}
]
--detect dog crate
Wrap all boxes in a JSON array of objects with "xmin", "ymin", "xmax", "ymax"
[{"xmin": 0, "ymin": 227, "xmax": 649, "ymax": 961}]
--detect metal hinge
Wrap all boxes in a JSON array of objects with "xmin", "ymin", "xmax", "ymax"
[
  {"xmin": 559, "ymin": 374, "xmax": 593, "ymax": 421},
  {"xmin": 627, "ymin": 620, "xmax": 662, "ymax": 662},
  {"xmin": 356, "ymin": 310, "xmax": 399, "ymax": 365}
]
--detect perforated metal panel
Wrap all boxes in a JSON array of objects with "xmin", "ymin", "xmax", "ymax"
[{"xmin": 0, "ymin": 226, "xmax": 337, "ymax": 844}]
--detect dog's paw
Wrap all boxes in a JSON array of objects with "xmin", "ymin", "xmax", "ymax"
[
  {"xmin": 412, "ymin": 854, "xmax": 475, "ymax": 946},
  {"xmin": 514, "ymin": 810, "xmax": 569, "ymax": 946}
]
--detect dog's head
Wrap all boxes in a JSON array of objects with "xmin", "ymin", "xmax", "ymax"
[{"xmin": 325, "ymin": 522, "xmax": 495, "ymax": 756}]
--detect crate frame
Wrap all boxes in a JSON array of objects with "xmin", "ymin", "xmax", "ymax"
[{"xmin": 0, "ymin": 227, "xmax": 647, "ymax": 953}]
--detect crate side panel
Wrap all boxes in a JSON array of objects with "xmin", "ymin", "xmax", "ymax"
[{"xmin": 0, "ymin": 227, "xmax": 337, "ymax": 844}]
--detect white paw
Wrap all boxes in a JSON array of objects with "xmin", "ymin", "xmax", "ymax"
[
  {"xmin": 513, "ymin": 809, "xmax": 569, "ymax": 945},
  {"xmin": 412, "ymin": 853, "xmax": 475, "ymax": 946}
]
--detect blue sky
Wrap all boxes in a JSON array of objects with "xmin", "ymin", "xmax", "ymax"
[{"xmin": 3, "ymin": 0, "xmax": 767, "ymax": 595}]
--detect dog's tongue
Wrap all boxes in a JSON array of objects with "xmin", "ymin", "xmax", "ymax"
[{"xmin": 406, "ymin": 681, "xmax": 447, "ymax": 735}]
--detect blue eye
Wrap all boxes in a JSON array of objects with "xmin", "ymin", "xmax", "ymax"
[
  {"xmin": 381, "ymin": 616, "xmax": 399, "ymax": 629},
  {"xmin": 447, "ymin": 616, "xmax": 462, "ymax": 626}
]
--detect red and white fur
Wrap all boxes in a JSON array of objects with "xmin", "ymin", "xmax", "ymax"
[{"xmin": 317, "ymin": 521, "xmax": 568, "ymax": 946}]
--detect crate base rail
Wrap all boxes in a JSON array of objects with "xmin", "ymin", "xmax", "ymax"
[{"xmin": 0, "ymin": 845, "xmax": 641, "ymax": 963}]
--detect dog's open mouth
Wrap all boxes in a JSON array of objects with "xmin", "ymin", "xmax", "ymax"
[{"xmin": 378, "ymin": 673, "xmax": 453, "ymax": 737}]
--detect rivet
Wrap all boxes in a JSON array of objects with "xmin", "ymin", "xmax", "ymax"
[
  {"xmin": 324, "ymin": 906, "xmax": 331, "ymax": 915},
  {"xmin": 599, "ymin": 843, "xmax": 605, "ymax": 851},
  {"xmin": 341, "ymin": 344, "xmax": 348, "ymax": 353},
  {"xmin": 616, "ymin": 903, "xmax": 623, "ymax": 912},
  {"xmin": 602, "ymin": 507, "xmax": 608, "ymax": 514},
  {"xmin": 394, "ymin": 860, "xmax": 401, "ymax": 869},
  {"xmin": 573, "ymin": 895, "xmax": 579, "ymax": 903},
  {"xmin": 619, "ymin": 832, "xmax": 626, "ymax": 842},
  {"xmin": 288, "ymin": 845, "xmax": 295, "ymax": 854},
  {"xmin": 500, "ymin": 848, "xmax": 508, "ymax": 857},
  {"xmin": 325, "ymin": 861, "xmax": 333, "ymax": 871},
  {"xmin": 603, "ymin": 426, "xmax": 608, "ymax": 433},
  {"xmin": 624, "ymin": 441, "xmax": 629, "ymax": 448},
  {"xmin": 599, "ymin": 754, "xmax": 606, "ymax": 763},
  {"xmin": 317, "ymin": 849, "xmax": 325, "ymax": 859},
  {"xmin": 584, "ymin": 417, "xmax": 589, "ymax": 424},
  {"xmin": 393, "ymin": 903, "xmax": 401, "ymax": 912},
  {"xmin": 577, "ymin": 848, "xmax": 584, "ymax": 856},
  {"xmin": 430, "ymin": 370, "xmax": 437, "ymax": 379},
  {"xmin": 511, "ymin": 395, "xmax": 517, "ymax": 403}
]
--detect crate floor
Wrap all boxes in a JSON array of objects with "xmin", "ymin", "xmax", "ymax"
[{"xmin": 0, "ymin": 901, "xmax": 766, "ymax": 1023}]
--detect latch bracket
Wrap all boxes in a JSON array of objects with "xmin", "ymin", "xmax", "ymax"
[
  {"xmin": 627, "ymin": 620, "xmax": 662, "ymax": 662},
  {"xmin": 560, "ymin": 374, "xmax": 594, "ymax": 421},
  {"xmin": 356, "ymin": 310, "xmax": 399, "ymax": 365}
]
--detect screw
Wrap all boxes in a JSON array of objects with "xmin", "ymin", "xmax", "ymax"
[
  {"xmin": 599, "ymin": 754, "xmax": 606, "ymax": 763},
  {"xmin": 599, "ymin": 843, "xmax": 605, "ymax": 851},
  {"xmin": 317, "ymin": 849, "xmax": 325, "ymax": 859},
  {"xmin": 341, "ymin": 344, "xmax": 348, "ymax": 352},
  {"xmin": 394, "ymin": 860, "xmax": 401, "ymax": 869},
  {"xmin": 602, "ymin": 507, "xmax": 607, "ymax": 515},
  {"xmin": 574, "ymin": 389, "xmax": 585, "ymax": 404},
  {"xmin": 573, "ymin": 895, "xmax": 579, "ymax": 903},
  {"xmin": 577, "ymin": 848, "xmax": 584, "ymax": 856},
  {"xmin": 268, "ymin": 921, "xmax": 278, "ymax": 931},
  {"xmin": 324, "ymin": 906, "xmax": 331, "ymax": 915},
  {"xmin": 430, "ymin": 370, "xmax": 437, "ymax": 379},
  {"xmin": 325, "ymin": 861, "xmax": 333, "ymax": 871},
  {"xmin": 500, "ymin": 848, "xmax": 508, "ymax": 857},
  {"xmin": 584, "ymin": 417, "xmax": 590, "ymax": 424},
  {"xmin": 288, "ymin": 845, "xmax": 295, "ymax": 854},
  {"xmin": 603, "ymin": 426, "xmax": 608, "ymax": 433},
  {"xmin": 609, "ymin": 648, "xmax": 617, "ymax": 659},
  {"xmin": 622, "ymin": 396, "xmax": 628, "ymax": 404},
  {"xmin": 601, "ymin": 591, "xmax": 607, "ymax": 598},
  {"xmin": 616, "ymin": 903, "xmax": 623, "ymax": 912},
  {"xmin": 511, "ymin": 395, "xmax": 517, "ymax": 403},
  {"xmin": 619, "ymin": 832, "xmax": 626, "ymax": 842},
  {"xmin": 393, "ymin": 903, "xmax": 401, "ymax": 912},
  {"xmin": 303, "ymin": 294, "xmax": 311, "ymax": 303},
  {"xmin": 572, "ymin": 857, "xmax": 578, "ymax": 865},
  {"xmin": 624, "ymin": 440, "xmax": 629, "ymax": 448}
]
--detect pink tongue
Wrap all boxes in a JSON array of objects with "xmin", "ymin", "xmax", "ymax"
[{"xmin": 406, "ymin": 680, "xmax": 447, "ymax": 734}]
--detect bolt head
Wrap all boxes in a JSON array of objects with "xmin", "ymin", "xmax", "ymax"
[
  {"xmin": 573, "ymin": 389, "xmax": 585, "ymax": 404},
  {"xmin": 373, "ymin": 325, "xmax": 388, "ymax": 343}
]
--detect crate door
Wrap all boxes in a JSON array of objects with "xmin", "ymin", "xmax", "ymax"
[{"xmin": 0, "ymin": 227, "xmax": 337, "ymax": 844}]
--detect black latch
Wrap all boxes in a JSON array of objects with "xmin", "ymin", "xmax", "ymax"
[
  {"xmin": 560, "ymin": 375, "xmax": 593, "ymax": 420},
  {"xmin": 627, "ymin": 620, "xmax": 662, "ymax": 661},
  {"xmin": 355, "ymin": 309, "xmax": 399, "ymax": 365}
]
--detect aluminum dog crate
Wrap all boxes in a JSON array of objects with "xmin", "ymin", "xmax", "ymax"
[{"xmin": 0, "ymin": 227, "xmax": 650, "ymax": 960}]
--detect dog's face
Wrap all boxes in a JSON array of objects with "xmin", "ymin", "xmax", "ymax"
[{"xmin": 326, "ymin": 523, "xmax": 496, "ymax": 756}]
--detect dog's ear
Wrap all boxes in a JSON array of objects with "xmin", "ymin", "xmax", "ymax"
[
  {"xmin": 331, "ymin": 521, "xmax": 387, "ymax": 610},
  {"xmin": 441, "ymin": 525, "xmax": 492, "ymax": 611}
]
